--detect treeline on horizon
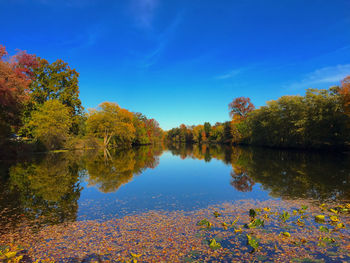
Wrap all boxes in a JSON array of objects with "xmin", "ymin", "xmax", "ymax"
[
  {"xmin": 2, "ymin": 43, "xmax": 350, "ymax": 153},
  {"xmin": 0, "ymin": 44, "xmax": 163, "ymax": 152},
  {"xmin": 166, "ymin": 77, "xmax": 350, "ymax": 149}
]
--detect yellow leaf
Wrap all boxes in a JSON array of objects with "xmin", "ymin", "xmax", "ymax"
[
  {"xmin": 337, "ymin": 223, "xmax": 345, "ymax": 229},
  {"xmin": 234, "ymin": 227, "xmax": 242, "ymax": 233},
  {"xmin": 315, "ymin": 215, "xmax": 325, "ymax": 222},
  {"xmin": 130, "ymin": 252, "xmax": 142, "ymax": 258},
  {"xmin": 330, "ymin": 216, "xmax": 339, "ymax": 222},
  {"xmin": 281, "ymin": 232, "xmax": 291, "ymax": 237}
]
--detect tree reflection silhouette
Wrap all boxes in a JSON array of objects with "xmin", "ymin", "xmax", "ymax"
[
  {"xmin": 167, "ymin": 144, "xmax": 350, "ymax": 200},
  {"xmin": 85, "ymin": 146, "xmax": 163, "ymax": 193},
  {"xmin": 0, "ymin": 145, "xmax": 164, "ymax": 229}
]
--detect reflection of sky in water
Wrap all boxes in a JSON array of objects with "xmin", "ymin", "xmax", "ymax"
[{"xmin": 78, "ymin": 151, "xmax": 274, "ymax": 220}]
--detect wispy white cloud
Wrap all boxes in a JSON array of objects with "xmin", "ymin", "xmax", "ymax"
[
  {"xmin": 286, "ymin": 64, "xmax": 350, "ymax": 90},
  {"xmin": 216, "ymin": 69, "xmax": 242, "ymax": 79},
  {"xmin": 58, "ymin": 25, "xmax": 103, "ymax": 52},
  {"xmin": 138, "ymin": 11, "xmax": 184, "ymax": 69},
  {"xmin": 130, "ymin": 0, "xmax": 159, "ymax": 30}
]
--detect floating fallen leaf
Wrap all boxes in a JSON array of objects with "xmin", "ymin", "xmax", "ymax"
[
  {"xmin": 130, "ymin": 252, "xmax": 142, "ymax": 258},
  {"xmin": 221, "ymin": 222, "xmax": 228, "ymax": 230},
  {"xmin": 213, "ymin": 211, "xmax": 221, "ymax": 218},
  {"xmin": 281, "ymin": 232, "xmax": 291, "ymax": 238},
  {"xmin": 330, "ymin": 208, "xmax": 338, "ymax": 214},
  {"xmin": 315, "ymin": 215, "xmax": 326, "ymax": 223},
  {"xmin": 336, "ymin": 223, "xmax": 345, "ymax": 229},
  {"xmin": 330, "ymin": 215, "xmax": 339, "ymax": 222}
]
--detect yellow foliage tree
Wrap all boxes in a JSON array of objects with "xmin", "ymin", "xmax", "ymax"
[{"xmin": 86, "ymin": 102, "xmax": 136, "ymax": 148}]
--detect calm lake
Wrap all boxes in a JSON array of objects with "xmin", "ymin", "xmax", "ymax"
[{"xmin": 1, "ymin": 145, "xmax": 350, "ymax": 262}]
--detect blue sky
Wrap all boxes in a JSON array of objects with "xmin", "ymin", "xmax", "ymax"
[{"xmin": 1, "ymin": 0, "xmax": 350, "ymax": 130}]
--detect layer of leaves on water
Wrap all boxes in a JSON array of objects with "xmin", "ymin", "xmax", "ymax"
[{"xmin": 0, "ymin": 199, "xmax": 349, "ymax": 262}]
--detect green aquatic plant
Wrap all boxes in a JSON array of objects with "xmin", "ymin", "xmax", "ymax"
[
  {"xmin": 196, "ymin": 219, "xmax": 212, "ymax": 229},
  {"xmin": 301, "ymin": 205, "xmax": 308, "ymax": 210},
  {"xmin": 244, "ymin": 218, "xmax": 264, "ymax": 229},
  {"xmin": 279, "ymin": 211, "xmax": 290, "ymax": 222},
  {"xmin": 247, "ymin": 234, "xmax": 259, "ymax": 251},
  {"xmin": 318, "ymin": 236, "xmax": 336, "ymax": 247},
  {"xmin": 319, "ymin": 226, "xmax": 329, "ymax": 233},
  {"xmin": 209, "ymin": 239, "xmax": 222, "ymax": 250},
  {"xmin": 249, "ymin": 209, "xmax": 257, "ymax": 218}
]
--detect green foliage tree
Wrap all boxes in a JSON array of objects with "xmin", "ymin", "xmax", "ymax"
[
  {"xmin": 244, "ymin": 88, "xmax": 350, "ymax": 148},
  {"xmin": 27, "ymin": 99, "xmax": 72, "ymax": 150},
  {"xmin": 22, "ymin": 58, "xmax": 84, "ymax": 136},
  {"xmin": 204, "ymin": 122, "xmax": 211, "ymax": 138}
]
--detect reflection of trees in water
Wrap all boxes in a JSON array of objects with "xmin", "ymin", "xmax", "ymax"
[
  {"xmin": 85, "ymin": 145, "xmax": 163, "ymax": 193},
  {"xmin": 230, "ymin": 169, "xmax": 255, "ymax": 192},
  {"xmin": 167, "ymin": 144, "xmax": 350, "ymax": 201},
  {"xmin": 240, "ymin": 148, "xmax": 350, "ymax": 201},
  {"xmin": 228, "ymin": 147, "xmax": 255, "ymax": 192},
  {"xmin": 0, "ymin": 145, "xmax": 164, "ymax": 229},
  {"xmin": 6, "ymin": 152, "xmax": 82, "ymax": 227}
]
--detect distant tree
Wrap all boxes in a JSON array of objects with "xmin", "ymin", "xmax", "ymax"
[
  {"xmin": 201, "ymin": 131, "xmax": 207, "ymax": 142},
  {"xmin": 28, "ymin": 99, "xmax": 72, "ymax": 150},
  {"xmin": 228, "ymin": 97, "xmax": 255, "ymax": 144},
  {"xmin": 204, "ymin": 122, "xmax": 211, "ymax": 138},
  {"xmin": 339, "ymin": 76, "xmax": 350, "ymax": 116},
  {"xmin": 245, "ymin": 87, "xmax": 350, "ymax": 148},
  {"xmin": 223, "ymin": 121, "xmax": 233, "ymax": 143},
  {"xmin": 228, "ymin": 97, "xmax": 255, "ymax": 119}
]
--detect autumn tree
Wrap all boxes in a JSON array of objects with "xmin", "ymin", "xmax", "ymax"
[
  {"xmin": 86, "ymin": 102, "xmax": 136, "ymax": 148},
  {"xmin": 27, "ymin": 99, "xmax": 72, "ymax": 150},
  {"xmin": 339, "ymin": 76, "xmax": 350, "ymax": 116},
  {"xmin": 228, "ymin": 97, "xmax": 255, "ymax": 119},
  {"xmin": 204, "ymin": 122, "xmax": 211, "ymax": 138},
  {"xmin": 0, "ymin": 44, "xmax": 38, "ymax": 140},
  {"xmin": 22, "ymin": 58, "xmax": 84, "ymax": 136},
  {"xmin": 245, "ymin": 87, "xmax": 350, "ymax": 148},
  {"xmin": 228, "ymin": 97, "xmax": 255, "ymax": 143}
]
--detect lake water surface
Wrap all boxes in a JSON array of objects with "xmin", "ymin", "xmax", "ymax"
[{"xmin": 0, "ymin": 144, "xmax": 349, "ymax": 262}]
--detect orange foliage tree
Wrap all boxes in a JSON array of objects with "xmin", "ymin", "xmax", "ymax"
[
  {"xmin": 0, "ymin": 44, "xmax": 38, "ymax": 139},
  {"xmin": 339, "ymin": 76, "xmax": 350, "ymax": 116},
  {"xmin": 228, "ymin": 97, "xmax": 255, "ymax": 143}
]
